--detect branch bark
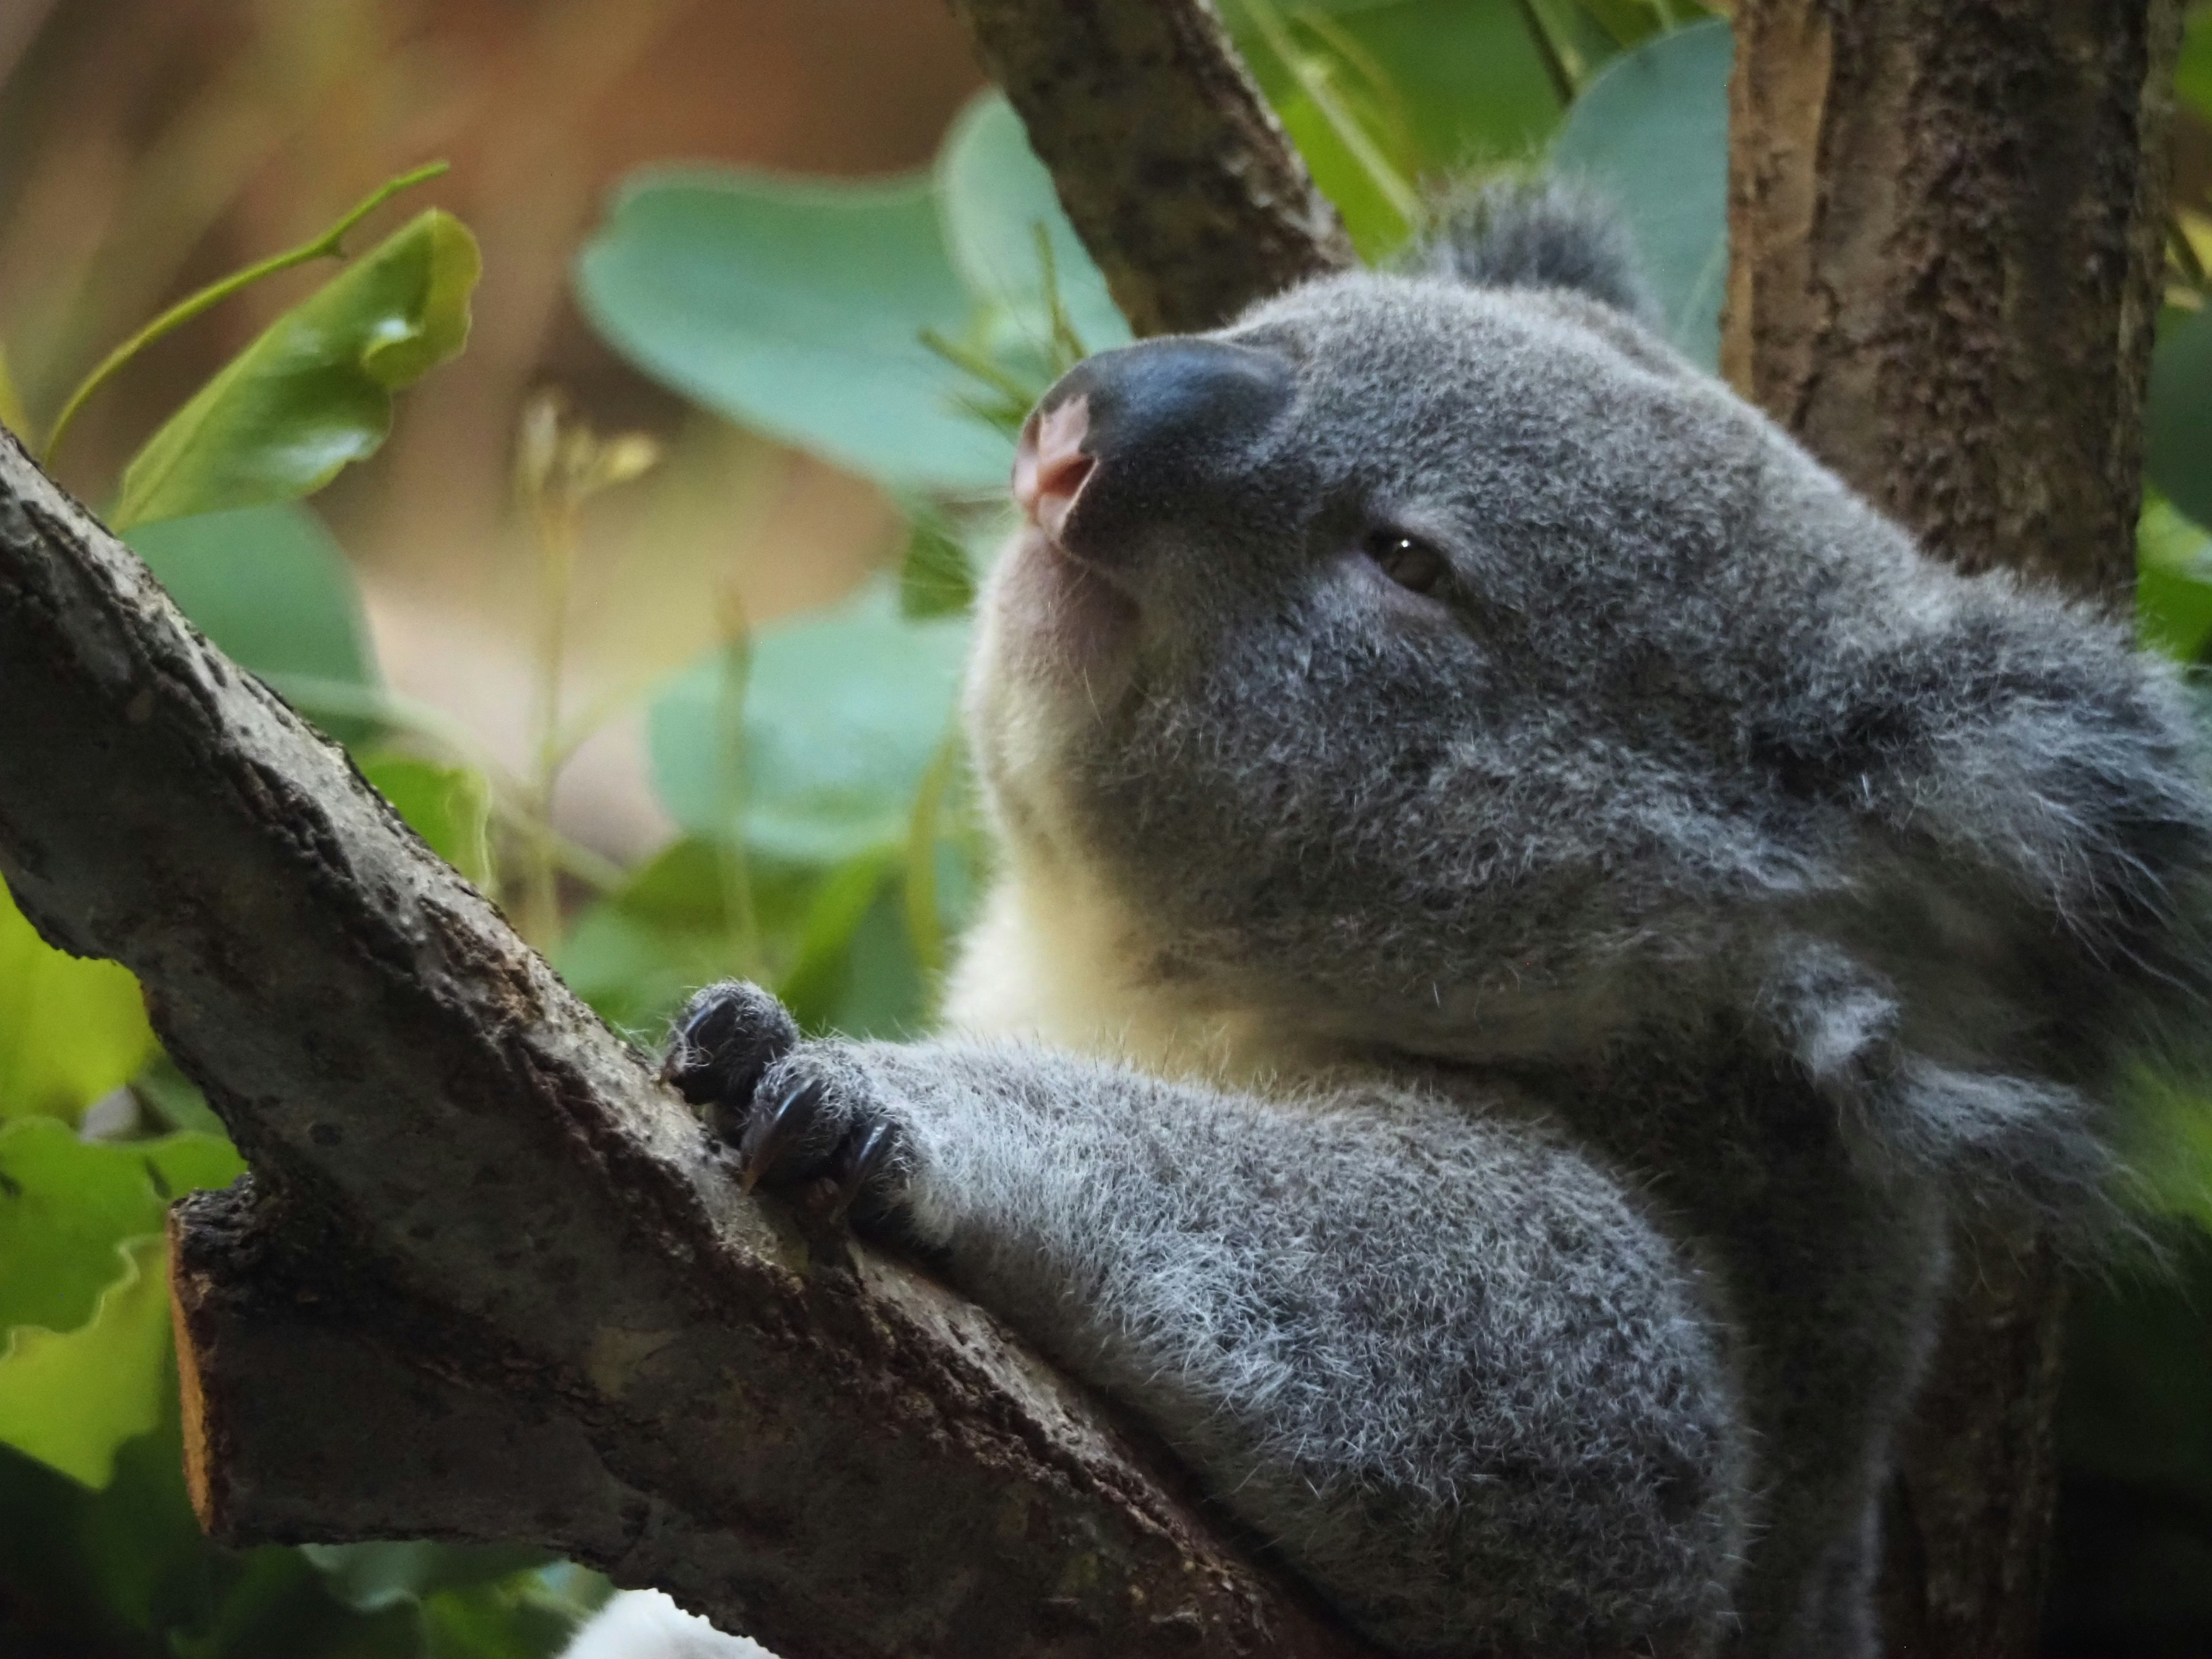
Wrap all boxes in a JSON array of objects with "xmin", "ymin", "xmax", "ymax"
[
  {"xmin": 1724, "ymin": 2, "xmax": 2182, "ymax": 1651},
  {"xmin": 0, "ymin": 430, "xmax": 1374, "ymax": 1659},
  {"xmin": 943, "ymin": 0, "xmax": 1354, "ymax": 335}
]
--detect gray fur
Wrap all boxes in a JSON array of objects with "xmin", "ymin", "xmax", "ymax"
[
  {"xmin": 1412, "ymin": 178, "xmax": 1653, "ymax": 320},
  {"xmin": 650, "ymin": 196, "xmax": 2212, "ymax": 1659}
]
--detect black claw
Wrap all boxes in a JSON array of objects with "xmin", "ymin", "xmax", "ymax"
[
  {"xmin": 662, "ymin": 982, "xmax": 801, "ymax": 1110},
  {"xmin": 826, "ymin": 1123, "xmax": 896, "ymax": 1223},
  {"xmin": 738, "ymin": 1080, "xmax": 822, "ymax": 1193}
]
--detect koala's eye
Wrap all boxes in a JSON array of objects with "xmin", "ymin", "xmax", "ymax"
[{"xmin": 1363, "ymin": 529, "xmax": 1447, "ymax": 596}]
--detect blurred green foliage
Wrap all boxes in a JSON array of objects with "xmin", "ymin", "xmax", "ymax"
[{"xmin": 7, "ymin": 3, "xmax": 2212, "ymax": 1653}]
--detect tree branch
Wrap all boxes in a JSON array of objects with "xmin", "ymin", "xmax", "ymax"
[
  {"xmin": 944, "ymin": 0, "xmax": 1355, "ymax": 335},
  {"xmin": 1724, "ymin": 2, "xmax": 2183, "ymax": 1650},
  {"xmin": 0, "ymin": 429, "xmax": 1375, "ymax": 1659}
]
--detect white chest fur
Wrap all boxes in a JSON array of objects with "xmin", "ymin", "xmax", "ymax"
[{"xmin": 940, "ymin": 860, "xmax": 1296, "ymax": 1089}]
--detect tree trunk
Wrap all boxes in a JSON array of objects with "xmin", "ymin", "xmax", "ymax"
[
  {"xmin": 0, "ymin": 431, "xmax": 1378, "ymax": 1659},
  {"xmin": 1723, "ymin": 2, "xmax": 2182, "ymax": 1651},
  {"xmin": 943, "ymin": 0, "xmax": 1353, "ymax": 335}
]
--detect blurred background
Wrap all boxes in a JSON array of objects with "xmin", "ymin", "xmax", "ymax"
[
  {"xmin": 3, "ymin": 2, "xmax": 2212, "ymax": 1655},
  {"xmin": 1, "ymin": 0, "xmax": 989, "ymax": 861}
]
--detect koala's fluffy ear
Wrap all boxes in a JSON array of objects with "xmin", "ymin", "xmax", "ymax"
[{"xmin": 1414, "ymin": 179, "xmax": 1652, "ymax": 320}]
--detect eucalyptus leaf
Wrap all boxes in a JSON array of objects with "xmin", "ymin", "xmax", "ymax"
[
  {"xmin": 935, "ymin": 93, "xmax": 1130, "ymax": 358},
  {"xmin": 647, "ymin": 582, "xmax": 970, "ymax": 865},
  {"xmin": 899, "ymin": 509, "xmax": 979, "ymax": 619},
  {"xmin": 0, "ymin": 1236, "xmax": 170, "ymax": 1488},
  {"xmin": 0, "ymin": 1117, "xmax": 240, "ymax": 1486},
  {"xmin": 0, "ymin": 1118, "xmax": 242, "ymax": 1336},
  {"xmin": 1551, "ymin": 18, "xmax": 1732, "ymax": 368},
  {"xmin": 112, "ymin": 210, "xmax": 480, "ymax": 531},
  {"xmin": 1231, "ymin": 0, "xmax": 1570, "ymax": 173},
  {"xmin": 0, "ymin": 882, "xmax": 154, "ymax": 1123},
  {"xmin": 577, "ymin": 169, "xmax": 1011, "ymax": 493},
  {"xmin": 126, "ymin": 503, "xmax": 381, "ymax": 743},
  {"xmin": 1275, "ymin": 90, "xmax": 1416, "ymax": 262},
  {"xmin": 302, "ymin": 1541, "xmax": 556, "ymax": 1616},
  {"xmin": 2138, "ymin": 495, "xmax": 2212, "ymax": 663},
  {"xmin": 357, "ymin": 751, "xmax": 495, "ymax": 888},
  {"xmin": 556, "ymin": 839, "xmax": 763, "ymax": 1036}
]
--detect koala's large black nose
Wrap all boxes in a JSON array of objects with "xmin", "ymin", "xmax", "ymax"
[{"xmin": 1020, "ymin": 338, "xmax": 1294, "ymax": 563}]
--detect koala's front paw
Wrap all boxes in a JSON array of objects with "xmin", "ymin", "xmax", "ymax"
[
  {"xmin": 662, "ymin": 983, "xmax": 912, "ymax": 1227},
  {"xmin": 664, "ymin": 980, "xmax": 799, "ymax": 1138}
]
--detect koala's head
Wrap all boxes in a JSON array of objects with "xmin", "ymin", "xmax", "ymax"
[{"xmin": 961, "ymin": 184, "xmax": 2205, "ymax": 1063}]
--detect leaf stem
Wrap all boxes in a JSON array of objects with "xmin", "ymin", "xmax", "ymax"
[
  {"xmin": 1509, "ymin": 0, "xmax": 1580, "ymax": 109},
  {"xmin": 41, "ymin": 161, "xmax": 449, "ymax": 468}
]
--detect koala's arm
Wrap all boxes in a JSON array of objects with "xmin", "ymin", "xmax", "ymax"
[{"xmin": 670, "ymin": 988, "xmax": 1747, "ymax": 1656}]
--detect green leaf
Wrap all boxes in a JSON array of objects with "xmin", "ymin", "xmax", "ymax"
[
  {"xmin": 0, "ymin": 1120, "xmax": 239, "ymax": 1486},
  {"xmin": 1233, "ymin": 0, "xmax": 1570, "ymax": 173},
  {"xmin": 1551, "ymin": 17, "xmax": 1732, "ymax": 368},
  {"xmin": 556, "ymin": 839, "xmax": 807, "ymax": 1035},
  {"xmin": 2147, "ymin": 303, "xmax": 2212, "ymax": 532},
  {"xmin": 2179, "ymin": 5, "xmax": 2212, "ymax": 126},
  {"xmin": 576, "ymin": 169, "xmax": 1012, "ymax": 493},
  {"xmin": 898, "ymin": 509, "xmax": 979, "ymax": 619},
  {"xmin": 647, "ymin": 582, "xmax": 971, "ymax": 865},
  {"xmin": 125, "ymin": 503, "xmax": 381, "ymax": 743},
  {"xmin": 1275, "ymin": 89, "xmax": 1416, "ymax": 262},
  {"xmin": 112, "ymin": 210, "xmax": 480, "ymax": 531},
  {"xmin": 935, "ymin": 92, "xmax": 1131, "ymax": 360},
  {"xmin": 2138, "ymin": 494, "xmax": 2212, "ymax": 662},
  {"xmin": 0, "ymin": 882, "xmax": 154, "ymax": 1123},
  {"xmin": 1575, "ymin": 0, "xmax": 1667, "ymax": 49},
  {"xmin": 302, "ymin": 1542, "xmax": 558, "ymax": 1617},
  {"xmin": 0, "ymin": 1406, "xmax": 211, "ymax": 1649},
  {"xmin": 0, "ymin": 1234, "xmax": 170, "ymax": 1487},
  {"xmin": 0, "ymin": 1118, "xmax": 241, "ymax": 1336},
  {"xmin": 356, "ymin": 751, "xmax": 495, "ymax": 888}
]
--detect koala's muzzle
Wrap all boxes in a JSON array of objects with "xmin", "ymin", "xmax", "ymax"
[{"xmin": 1020, "ymin": 338, "xmax": 1294, "ymax": 570}]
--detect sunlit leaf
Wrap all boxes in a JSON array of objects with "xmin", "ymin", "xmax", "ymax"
[
  {"xmin": 1276, "ymin": 89, "xmax": 1416, "ymax": 261},
  {"xmin": 1551, "ymin": 17, "xmax": 1732, "ymax": 367},
  {"xmin": 0, "ymin": 1118, "xmax": 241, "ymax": 1336},
  {"xmin": 0, "ymin": 1236, "xmax": 169, "ymax": 1487},
  {"xmin": 0, "ymin": 1118, "xmax": 240, "ymax": 1485},
  {"xmin": 1232, "ymin": 0, "xmax": 1570, "ymax": 173},
  {"xmin": 126, "ymin": 502, "xmax": 381, "ymax": 743},
  {"xmin": 647, "ymin": 582, "xmax": 970, "ymax": 865},
  {"xmin": 357, "ymin": 751, "xmax": 495, "ymax": 889},
  {"xmin": 112, "ymin": 210, "xmax": 480, "ymax": 531},
  {"xmin": 0, "ymin": 884, "xmax": 154, "ymax": 1124},
  {"xmin": 935, "ymin": 93, "xmax": 1130, "ymax": 359},
  {"xmin": 2138, "ymin": 495, "xmax": 2212, "ymax": 662},
  {"xmin": 577, "ymin": 169, "xmax": 1010, "ymax": 493}
]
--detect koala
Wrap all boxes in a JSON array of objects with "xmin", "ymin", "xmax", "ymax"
[{"xmin": 634, "ymin": 184, "xmax": 2212, "ymax": 1658}]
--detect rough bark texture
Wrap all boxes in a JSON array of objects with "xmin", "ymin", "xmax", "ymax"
[
  {"xmin": 944, "ymin": 0, "xmax": 1354, "ymax": 335},
  {"xmin": 0, "ymin": 430, "xmax": 1377, "ymax": 1659},
  {"xmin": 1724, "ymin": 2, "xmax": 2182, "ymax": 1652}
]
